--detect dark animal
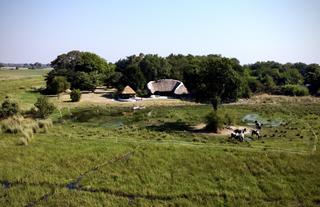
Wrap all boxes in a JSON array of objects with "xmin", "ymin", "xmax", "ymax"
[
  {"xmin": 234, "ymin": 128, "xmax": 246, "ymax": 134},
  {"xmin": 255, "ymin": 121, "xmax": 262, "ymax": 130},
  {"xmin": 251, "ymin": 129, "xmax": 260, "ymax": 139},
  {"xmin": 231, "ymin": 131, "xmax": 245, "ymax": 142}
]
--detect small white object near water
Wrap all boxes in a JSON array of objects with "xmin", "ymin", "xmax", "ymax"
[{"xmin": 117, "ymin": 98, "xmax": 137, "ymax": 102}]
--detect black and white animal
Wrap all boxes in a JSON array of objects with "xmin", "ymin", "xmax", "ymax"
[
  {"xmin": 255, "ymin": 121, "xmax": 262, "ymax": 130},
  {"xmin": 234, "ymin": 128, "xmax": 246, "ymax": 134},
  {"xmin": 231, "ymin": 129, "xmax": 246, "ymax": 142},
  {"xmin": 251, "ymin": 129, "xmax": 260, "ymax": 139}
]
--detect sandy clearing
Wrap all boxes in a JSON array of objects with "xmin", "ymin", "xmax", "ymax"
[
  {"xmin": 192, "ymin": 123, "xmax": 255, "ymax": 136},
  {"xmin": 52, "ymin": 92, "xmax": 200, "ymax": 108}
]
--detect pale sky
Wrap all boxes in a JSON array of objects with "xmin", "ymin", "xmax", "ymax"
[{"xmin": 0, "ymin": 0, "xmax": 319, "ymax": 64}]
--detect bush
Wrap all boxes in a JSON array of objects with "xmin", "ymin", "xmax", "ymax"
[
  {"xmin": 34, "ymin": 96, "xmax": 56, "ymax": 118},
  {"xmin": 18, "ymin": 137, "xmax": 28, "ymax": 146},
  {"xmin": 280, "ymin": 84, "xmax": 309, "ymax": 96},
  {"xmin": 205, "ymin": 111, "xmax": 223, "ymax": 133},
  {"xmin": 46, "ymin": 76, "xmax": 70, "ymax": 94},
  {"xmin": 70, "ymin": 89, "xmax": 81, "ymax": 102},
  {"xmin": 224, "ymin": 113, "xmax": 234, "ymax": 126},
  {"xmin": 38, "ymin": 119, "xmax": 53, "ymax": 132},
  {"xmin": 0, "ymin": 115, "xmax": 24, "ymax": 133},
  {"xmin": 0, "ymin": 98, "xmax": 20, "ymax": 119},
  {"xmin": 22, "ymin": 128, "xmax": 33, "ymax": 142},
  {"xmin": 0, "ymin": 115, "xmax": 53, "ymax": 146}
]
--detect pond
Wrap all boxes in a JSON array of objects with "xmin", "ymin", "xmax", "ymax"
[{"xmin": 242, "ymin": 113, "xmax": 283, "ymax": 127}]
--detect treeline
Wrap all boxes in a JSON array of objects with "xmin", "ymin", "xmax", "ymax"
[
  {"xmin": 46, "ymin": 50, "xmax": 320, "ymax": 104},
  {"xmin": 112, "ymin": 54, "xmax": 320, "ymax": 99},
  {"xmin": 0, "ymin": 62, "xmax": 50, "ymax": 69}
]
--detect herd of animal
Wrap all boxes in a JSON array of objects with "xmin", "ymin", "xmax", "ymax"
[{"xmin": 230, "ymin": 120, "xmax": 262, "ymax": 142}]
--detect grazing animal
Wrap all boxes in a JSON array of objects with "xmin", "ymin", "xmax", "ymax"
[
  {"xmin": 238, "ymin": 132, "xmax": 245, "ymax": 142},
  {"xmin": 234, "ymin": 128, "xmax": 246, "ymax": 134},
  {"xmin": 230, "ymin": 130, "xmax": 245, "ymax": 142},
  {"xmin": 251, "ymin": 129, "xmax": 260, "ymax": 139},
  {"xmin": 255, "ymin": 121, "xmax": 262, "ymax": 130}
]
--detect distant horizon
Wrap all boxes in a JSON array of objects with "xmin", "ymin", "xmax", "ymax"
[
  {"xmin": 1, "ymin": 0, "xmax": 319, "ymax": 65},
  {"xmin": 1, "ymin": 51, "xmax": 320, "ymax": 66}
]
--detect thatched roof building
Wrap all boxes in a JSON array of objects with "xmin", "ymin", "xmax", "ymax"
[
  {"xmin": 147, "ymin": 79, "xmax": 189, "ymax": 96},
  {"xmin": 120, "ymin": 86, "xmax": 136, "ymax": 95},
  {"xmin": 119, "ymin": 86, "xmax": 136, "ymax": 99}
]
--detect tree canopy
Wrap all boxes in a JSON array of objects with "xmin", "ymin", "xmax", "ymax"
[
  {"xmin": 46, "ymin": 50, "xmax": 320, "ymax": 103},
  {"xmin": 46, "ymin": 50, "xmax": 114, "ymax": 93}
]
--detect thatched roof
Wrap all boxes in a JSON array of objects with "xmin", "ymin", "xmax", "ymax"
[
  {"xmin": 147, "ymin": 79, "xmax": 189, "ymax": 95},
  {"xmin": 120, "ymin": 86, "xmax": 136, "ymax": 95}
]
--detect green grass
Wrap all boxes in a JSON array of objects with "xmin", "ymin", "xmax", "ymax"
[
  {"xmin": 0, "ymin": 69, "xmax": 50, "ymax": 109},
  {"xmin": 0, "ymin": 69, "xmax": 320, "ymax": 206}
]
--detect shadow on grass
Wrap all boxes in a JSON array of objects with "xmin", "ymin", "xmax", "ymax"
[
  {"xmin": 61, "ymin": 107, "xmax": 125, "ymax": 123},
  {"xmin": 146, "ymin": 122, "xmax": 206, "ymax": 133}
]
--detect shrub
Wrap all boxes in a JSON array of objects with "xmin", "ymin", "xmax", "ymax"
[
  {"xmin": 22, "ymin": 128, "xmax": 33, "ymax": 142},
  {"xmin": 0, "ymin": 98, "xmax": 20, "ymax": 119},
  {"xmin": 224, "ymin": 113, "xmax": 234, "ymax": 126},
  {"xmin": 18, "ymin": 137, "xmax": 28, "ymax": 146},
  {"xmin": 34, "ymin": 96, "xmax": 56, "ymax": 118},
  {"xmin": 70, "ymin": 89, "xmax": 81, "ymax": 102},
  {"xmin": 205, "ymin": 111, "xmax": 223, "ymax": 133},
  {"xmin": 46, "ymin": 76, "xmax": 70, "ymax": 94},
  {"xmin": 0, "ymin": 116, "xmax": 53, "ymax": 146},
  {"xmin": 280, "ymin": 84, "xmax": 309, "ymax": 96},
  {"xmin": 38, "ymin": 119, "xmax": 53, "ymax": 132},
  {"xmin": 0, "ymin": 116, "xmax": 23, "ymax": 133}
]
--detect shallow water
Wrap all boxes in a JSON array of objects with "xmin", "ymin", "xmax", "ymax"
[{"xmin": 242, "ymin": 113, "xmax": 283, "ymax": 127}]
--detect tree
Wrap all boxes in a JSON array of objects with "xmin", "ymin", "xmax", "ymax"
[
  {"xmin": 50, "ymin": 50, "xmax": 82, "ymax": 71},
  {"xmin": 46, "ymin": 76, "xmax": 70, "ymax": 94},
  {"xmin": 304, "ymin": 64, "xmax": 320, "ymax": 95},
  {"xmin": 281, "ymin": 68, "xmax": 304, "ymax": 85},
  {"xmin": 261, "ymin": 75, "xmax": 276, "ymax": 93},
  {"xmin": 247, "ymin": 77, "xmax": 263, "ymax": 93},
  {"xmin": 114, "ymin": 55, "xmax": 146, "ymax": 92},
  {"xmin": 166, "ymin": 54, "xmax": 189, "ymax": 81},
  {"xmin": 205, "ymin": 111, "xmax": 223, "ymax": 133},
  {"xmin": 46, "ymin": 50, "xmax": 114, "ymax": 93},
  {"xmin": 191, "ymin": 56, "xmax": 243, "ymax": 110},
  {"xmin": 139, "ymin": 54, "xmax": 171, "ymax": 81},
  {"xmin": 280, "ymin": 85, "xmax": 309, "ymax": 96},
  {"xmin": 72, "ymin": 71, "xmax": 100, "ymax": 91}
]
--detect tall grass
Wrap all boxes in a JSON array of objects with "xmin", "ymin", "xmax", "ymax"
[
  {"xmin": 38, "ymin": 119, "xmax": 53, "ymax": 132},
  {"xmin": 0, "ymin": 115, "xmax": 53, "ymax": 145}
]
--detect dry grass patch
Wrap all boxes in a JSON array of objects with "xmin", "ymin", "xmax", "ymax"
[{"xmin": 234, "ymin": 94, "xmax": 320, "ymax": 105}]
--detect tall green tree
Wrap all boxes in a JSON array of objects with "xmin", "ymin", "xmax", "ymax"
[
  {"xmin": 46, "ymin": 50, "xmax": 114, "ymax": 93},
  {"xmin": 305, "ymin": 64, "xmax": 320, "ymax": 95},
  {"xmin": 191, "ymin": 56, "xmax": 243, "ymax": 110}
]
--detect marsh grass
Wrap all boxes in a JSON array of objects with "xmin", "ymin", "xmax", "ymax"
[
  {"xmin": 17, "ymin": 137, "xmax": 28, "ymax": 146},
  {"xmin": 0, "ymin": 70, "xmax": 320, "ymax": 206},
  {"xmin": 38, "ymin": 119, "xmax": 53, "ymax": 132},
  {"xmin": 0, "ymin": 115, "xmax": 53, "ymax": 145}
]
